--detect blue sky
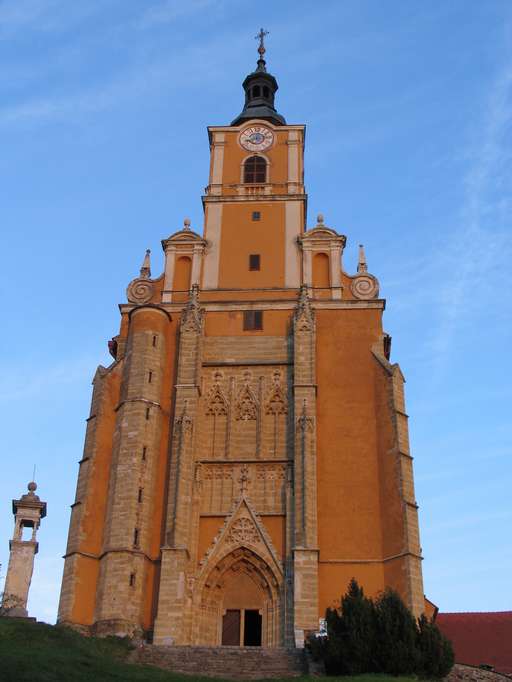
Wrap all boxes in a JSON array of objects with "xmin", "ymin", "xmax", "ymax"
[{"xmin": 0, "ymin": 0, "xmax": 511, "ymax": 623}]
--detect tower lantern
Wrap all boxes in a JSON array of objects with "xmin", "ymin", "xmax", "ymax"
[{"xmin": 231, "ymin": 29, "xmax": 286, "ymax": 126}]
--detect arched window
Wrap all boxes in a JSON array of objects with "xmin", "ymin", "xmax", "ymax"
[
  {"xmin": 263, "ymin": 86, "xmax": 269, "ymax": 98},
  {"xmin": 252, "ymin": 85, "xmax": 261, "ymax": 97},
  {"xmin": 243, "ymin": 156, "xmax": 267, "ymax": 184}
]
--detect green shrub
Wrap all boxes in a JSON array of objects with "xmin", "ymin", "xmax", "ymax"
[
  {"xmin": 417, "ymin": 614, "xmax": 455, "ymax": 678},
  {"xmin": 373, "ymin": 588, "xmax": 420, "ymax": 675},
  {"xmin": 306, "ymin": 579, "xmax": 454, "ymax": 679}
]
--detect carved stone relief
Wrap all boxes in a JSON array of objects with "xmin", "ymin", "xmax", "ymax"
[
  {"xmin": 198, "ymin": 462, "xmax": 290, "ymax": 515},
  {"xmin": 265, "ymin": 370, "xmax": 288, "ymax": 415},
  {"xmin": 234, "ymin": 372, "xmax": 258, "ymax": 421},
  {"xmin": 227, "ymin": 518, "xmax": 260, "ymax": 545},
  {"xmin": 205, "ymin": 371, "xmax": 228, "ymax": 416},
  {"xmin": 198, "ymin": 365, "xmax": 291, "ymax": 461}
]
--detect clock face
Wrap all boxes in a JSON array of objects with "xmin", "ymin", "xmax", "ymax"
[{"xmin": 239, "ymin": 125, "xmax": 274, "ymax": 152}]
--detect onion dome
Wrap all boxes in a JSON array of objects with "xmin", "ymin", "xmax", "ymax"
[{"xmin": 231, "ymin": 29, "xmax": 286, "ymax": 126}]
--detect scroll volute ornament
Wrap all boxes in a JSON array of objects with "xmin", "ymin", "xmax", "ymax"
[
  {"xmin": 127, "ymin": 248, "xmax": 155, "ymax": 303},
  {"xmin": 350, "ymin": 273, "xmax": 379, "ymax": 300},
  {"xmin": 126, "ymin": 277, "xmax": 155, "ymax": 304},
  {"xmin": 350, "ymin": 243, "xmax": 379, "ymax": 299}
]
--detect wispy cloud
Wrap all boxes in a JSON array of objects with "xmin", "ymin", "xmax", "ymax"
[
  {"xmin": 425, "ymin": 510, "xmax": 512, "ymax": 534},
  {"xmin": 0, "ymin": 355, "xmax": 97, "ymax": 403},
  {"xmin": 139, "ymin": 0, "xmax": 220, "ymax": 29},
  {"xmin": 427, "ymin": 50, "xmax": 512, "ymax": 366},
  {"xmin": 0, "ymin": 0, "xmax": 101, "ymax": 38},
  {"xmin": 0, "ymin": 19, "xmax": 240, "ymax": 126}
]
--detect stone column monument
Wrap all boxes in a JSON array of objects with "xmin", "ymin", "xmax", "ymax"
[{"xmin": 2, "ymin": 481, "xmax": 46, "ymax": 617}]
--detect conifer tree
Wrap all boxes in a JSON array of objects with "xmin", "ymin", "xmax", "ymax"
[
  {"xmin": 307, "ymin": 579, "xmax": 454, "ymax": 678},
  {"xmin": 374, "ymin": 588, "xmax": 420, "ymax": 675},
  {"xmin": 417, "ymin": 613, "xmax": 455, "ymax": 678},
  {"xmin": 338, "ymin": 578, "xmax": 376, "ymax": 674}
]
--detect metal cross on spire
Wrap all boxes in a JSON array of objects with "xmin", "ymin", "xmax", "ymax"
[{"xmin": 255, "ymin": 28, "xmax": 269, "ymax": 59}]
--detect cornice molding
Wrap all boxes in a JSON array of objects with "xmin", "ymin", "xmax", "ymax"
[{"xmin": 120, "ymin": 298, "xmax": 385, "ymax": 315}]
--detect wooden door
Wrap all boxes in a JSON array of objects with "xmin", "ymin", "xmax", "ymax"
[{"xmin": 222, "ymin": 609, "xmax": 241, "ymax": 645}]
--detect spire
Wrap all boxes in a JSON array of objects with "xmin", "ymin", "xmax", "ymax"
[
  {"xmin": 181, "ymin": 284, "xmax": 203, "ymax": 333},
  {"xmin": 294, "ymin": 284, "xmax": 315, "ymax": 332},
  {"xmin": 231, "ymin": 29, "xmax": 286, "ymax": 126},
  {"xmin": 255, "ymin": 27, "xmax": 269, "ymax": 72},
  {"xmin": 140, "ymin": 249, "xmax": 151, "ymax": 279},
  {"xmin": 357, "ymin": 244, "xmax": 368, "ymax": 273}
]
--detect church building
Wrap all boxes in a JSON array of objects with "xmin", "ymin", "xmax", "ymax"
[{"xmin": 58, "ymin": 34, "xmax": 426, "ymax": 648}]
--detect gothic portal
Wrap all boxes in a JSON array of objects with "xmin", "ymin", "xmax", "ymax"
[{"xmin": 58, "ymin": 37, "xmax": 427, "ymax": 646}]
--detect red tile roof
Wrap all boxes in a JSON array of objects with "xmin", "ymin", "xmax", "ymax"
[{"xmin": 436, "ymin": 612, "xmax": 512, "ymax": 675}]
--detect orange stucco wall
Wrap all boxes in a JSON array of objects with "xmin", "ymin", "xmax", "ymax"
[
  {"xmin": 315, "ymin": 308, "xmax": 392, "ymax": 614},
  {"xmin": 217, "ymin": 203, "xmax": 286, "ymax": 290}
]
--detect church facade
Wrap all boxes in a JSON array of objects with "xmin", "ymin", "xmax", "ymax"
[{"xmin": 58, "ymin": 39, "xmax": 425, "ymax": 647}]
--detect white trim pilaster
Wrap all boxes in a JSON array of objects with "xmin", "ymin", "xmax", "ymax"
[
  {"xmin": 202, "ymin": 203, "xmax": 223, "ymax": 289},
  {"xmin": 162, "ymin": 246, "xmax": 177, "ymax": 303},
  {"xmin": 285, "ymin": 201, "xmax": 301, "ymax": 288}
]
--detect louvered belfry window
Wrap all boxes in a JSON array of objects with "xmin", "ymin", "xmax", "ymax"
[{"xmin": 243, "ymin": 155, "xmax": 266, "ymax": 183}]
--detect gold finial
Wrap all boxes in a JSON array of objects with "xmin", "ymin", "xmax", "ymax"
[{"xmin": 255, "ymin": 28, "xmax": 269, "ymax": 60}]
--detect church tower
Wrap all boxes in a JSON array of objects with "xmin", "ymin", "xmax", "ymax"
[{"xmin": 58, "ymin": 33, "xmax": 425, "ymax": 647}]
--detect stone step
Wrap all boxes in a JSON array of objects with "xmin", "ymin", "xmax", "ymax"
[{"xmin": 130, "ymin": 645, "xmax": 308, "ymax": 679}]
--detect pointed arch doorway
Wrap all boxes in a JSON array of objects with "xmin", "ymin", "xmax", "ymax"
[
  {"xmin": 196, "ymin": 547, "xmax": 282, "ymax": 647},
  {"xmin": 221, "ymin": 571, "xmax": 263, "ymax": 646}
]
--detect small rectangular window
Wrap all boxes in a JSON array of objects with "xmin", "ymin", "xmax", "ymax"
[
  {"xmin": 129, "ymin": 573, "xmax": 136, "ymax": 587},
  {"xmin": 138, "ymin": 488, "xmax": 143, "ymax": 503},
  {"xmin": 249, "ymin": 254, "xmax": 260, "ymax": 271},
  {"xmin": 133, "ymin": 528, "xmax": 139, "ymax": 547},
  {"xmin": 142, "ymin": 446, "xmax": 147, "ymax": 460},
  {"xmin": 145, "ymin": 407, "xmax": 150, "ymax": 420},
  {"xmin": 252, "ymin": 211, "xmax": 261, "ymax": 221},
  {"xmin": 243, "ymin": 310, "xmax": 263, "ymax": 331},
  {"xmin": 148, "ymin": 371, "xmax": 152, "ymax": 383},
  {"xmin": 152, "ymin": 335, "xmax": 157, "ymax": 347}
]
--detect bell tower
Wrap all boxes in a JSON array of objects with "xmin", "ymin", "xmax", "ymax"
[
  {"xmin": 2, "ymin": 481, "xmax": 46, "ymax": 617},
  {"xmin": 198, "ymin": 30, "xmax": 305, "ymax": 294}
]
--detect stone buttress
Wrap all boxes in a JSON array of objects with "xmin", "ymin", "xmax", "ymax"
[{"xmin": 93, "ymin": 305, "xmax": 172, "ymax": 636}]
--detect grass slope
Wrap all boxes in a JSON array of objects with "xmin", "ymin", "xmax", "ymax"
[{"xmin": 0, "ymin": 618, "xmax": 418, "ymax": 682}]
